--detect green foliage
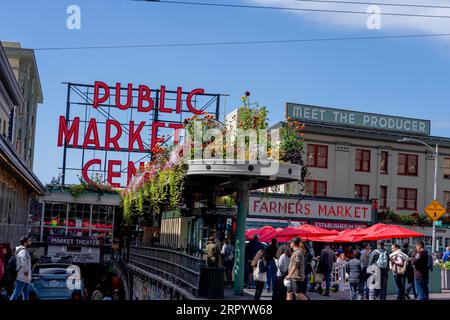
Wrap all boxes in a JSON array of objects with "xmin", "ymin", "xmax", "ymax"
[
  {"xmin": 122, "ymin": 164, "xmax": 186, "ymax": 223},
  {"xmin": 68, "ymin": 183, "xmax": 87, "ymax": 198},
  {"xmin": 437, "ymin": 261, "xmax": 450, "ymax": 270},
  {"xmin": 380, "ymin": 208, "xmax": 432, "ymax": 226},
  {"xmin": 280, "ymin": 119, "xmax": 305, "ymax": 166}
]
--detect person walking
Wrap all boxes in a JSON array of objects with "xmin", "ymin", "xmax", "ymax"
[
  {"xmin": 411, "ymin": 241, "xmax": 430, "ymax": 300},
  {"xmin": 252, "ymin": 249, "xmax": 269, "ymax": 300},
  {"xmin": 0, "ymin": 245, "xmax": 4, "ymax": 286},
  {"xmin": 346, "ymin": 250, "xmax": 364, "ymax": 300},
  {"xmin": 303, "ymin": 241, "xmax": 314, "ymax": 292},
  {"xmin": 442, "ymin": 246, "xmax": 450, "ymax": 262},
  {"xmin": 91, "ymin": 284, "xmax": 104, "ymax": 300},
  {"xmin": 8, "ymin": 237, "xmax": 32, "ymax": 301},
  {"xmin": 245, "ymin": 234, "xmax": 265, "ymax": 288},
  {"xmin": 318, "ymin": 243, "xmax": 336, "ymax": 297},
  {"xmin": 273, "ymin": 246, "xmax": 291, "ymax": 300},
  {"xmin": 286, "ymin": 238, "xmax": 308, "ymax": 301},
  {"xmin": 360, "ymin": 243, "xmax": 371, "ymax": 300},
  {"xmin": 221, "ymin": 236, "xmax": 235, "ymax": 288},
  {"xmin": 206, "ymin": 236, "xmax": 220, "ymax": 267},
  {"xmin": 113, "ymin": 289, "xmax": 120, "ymax": 301},
  {"xmin": 389, "ymin": 243, "xmax": 409, "ymax": 300},
  {"xmin": 402, "ymin": 243, "xmax": 416, "ymax": 300},
  {"xmin": 1, "ymin": 244, "xmax": 13, "ymax": 297},
  {"xmin": 368, "ymin": 240, "xmax": 390, "ymax": 300},
  {"xmin": 265, "ymin": 238, "xmax": 278, "ymax": 293}
]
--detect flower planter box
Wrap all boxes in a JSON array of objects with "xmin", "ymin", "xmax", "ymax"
[{"xmin": 442, "ymin": 270, "xmax": 450, "ymax": 290}]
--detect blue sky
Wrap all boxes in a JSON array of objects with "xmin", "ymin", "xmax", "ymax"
[{"xmin": 1, "ymin": 0, "xmax": 450, "ymax": 184}]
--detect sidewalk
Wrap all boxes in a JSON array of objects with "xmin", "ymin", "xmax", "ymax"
[{"xmin": 241, "ymin": 288, "xmax": 450, "ymax": 300}]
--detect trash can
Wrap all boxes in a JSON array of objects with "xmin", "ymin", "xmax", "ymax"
[{"xmin": 199, "ymin": 267, "xmax": 225, "ymax": 299}]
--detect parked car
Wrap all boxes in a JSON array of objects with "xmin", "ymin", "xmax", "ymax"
[{"xmin": 30, "ymin": 262, "xmax": 84, "ymax": 300}]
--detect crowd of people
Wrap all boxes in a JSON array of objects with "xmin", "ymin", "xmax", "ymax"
[{"xmin": 243, "ymin": 234, "xmax": 436, "ymax": 300}]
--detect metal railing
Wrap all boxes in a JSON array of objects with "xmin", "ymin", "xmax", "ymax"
[{"xmin": 128, "ymin": 246, "xmax": 204, "ymax": 296}]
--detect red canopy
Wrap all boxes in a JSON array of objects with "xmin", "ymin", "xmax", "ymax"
[
  {"xmin": 276, "ymin": 224, "xmax": 338, "ymax": 242},
  {"xmin": 351, "ymin": 223, "xmax": 388, "ymax": 236},
  {"xmin": 361, "ymin": 225, "xmax": 424, "ymax": 240},
  {"xmin": 307, "ymin": 228, "xmax": 363, "ymax": 243},
  {"xmin": 260, "ymin": 228, "xmax": 284, "ymax": 243},
  {"xmin": 245, "ymin": 226, "xmax": 275, "ymax": 240}
]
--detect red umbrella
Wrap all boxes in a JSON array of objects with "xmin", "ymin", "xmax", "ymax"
[
  {"xmin": 260, "ymin": 229, "xmax": 282, "ymax": 243},
  {"xmin": 276, "ymin": 224, "xmax": 338, "ymax": 242},
  {"xmin": 362, "ymin": 225, "xmax": 425, "ymax": 240},
  {"xmin": 352, "ymin": 223, "xmax": 388, "ymax": 236},
  {"xmin": 246, "ymin": 226, "xmax": 275, "ymax": 240}
]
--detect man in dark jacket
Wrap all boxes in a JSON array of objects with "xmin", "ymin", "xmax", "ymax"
[
  {"xmin": 318, "ymin": 243, "xmax": 336, "ymax": 297},
  {"xmin": 411, "ymin": 241, "xmax": 429, "ymax": 300},
  {"xmin": 402, "ymin": 242, "xmax": 416, "ymax": 299},
  {"xmin": 346, "ymin": 250, "xmax": 364, "ymax": 300},
  {"xmin": 266, "ymin": 238, "xmax": 278, "ymax": 292}
]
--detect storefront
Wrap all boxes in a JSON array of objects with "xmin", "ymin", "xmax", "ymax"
[{"xmin": 29, "ymin": 189, "xmax": 121, "ymax": 263}]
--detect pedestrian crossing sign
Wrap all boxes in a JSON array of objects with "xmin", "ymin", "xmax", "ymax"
[{"xmin": 424, "ymin": 200, "xmax": 446, "ymax": 221}]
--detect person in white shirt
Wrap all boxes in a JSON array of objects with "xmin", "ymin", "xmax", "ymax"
[
  {"xmin": 10, "ymin": 236, "xmax": 32, "ymax": 300},
  {"xmin": 389, "ymin": 243, "xmax": 409, "ymax": 300}
]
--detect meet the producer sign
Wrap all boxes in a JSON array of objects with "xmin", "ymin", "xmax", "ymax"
[{"xmin": 249, "ymin": 195, "xmax": 372, "ymax": 223}]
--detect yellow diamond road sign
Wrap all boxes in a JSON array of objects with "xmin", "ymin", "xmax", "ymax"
[{"xmin": 424, "ymin": 200, "xmax": 446, "ymax": 221}]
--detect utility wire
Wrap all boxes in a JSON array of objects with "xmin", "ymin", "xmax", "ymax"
[
  {"xmin": 138, "ymin": 0, "xmax": 450, "ymax": 19},
  {"xmin": 290, "ymin": 0, "xmax": 450, "ymax": 10},
  {"xmin": 33, "ymin": 33, "xmax": 450, "ymax": 51}
]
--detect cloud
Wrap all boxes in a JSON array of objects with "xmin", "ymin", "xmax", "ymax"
[{"xmin": 248, "ymin": 0, "xmax": 450, "ymax": 37}]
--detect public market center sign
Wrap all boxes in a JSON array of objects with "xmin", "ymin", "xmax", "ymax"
[{"xmin": 286, "ymin": 103, "xmax": 431, "ymax": 135}]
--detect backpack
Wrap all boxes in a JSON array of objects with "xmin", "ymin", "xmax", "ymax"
[
  {"xmin": 6, "ymin": 248, "xmax": 25, "ymax": 281},
  {"xmin": 375, "ymin": 250, "xmax": 388, "ymax": 269},
  {"xmin": 392, "ymin": 254, "xmax": 408, "ymax": 275}
]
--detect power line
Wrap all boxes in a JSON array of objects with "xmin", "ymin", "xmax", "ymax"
[
  {"xmin": 290, "ymin": 0, "xmax": 450, "ymax": 10},
  {"xmin": 138, "ymin": 0, "xmax": 450, "ymax": 19},
  {"xmin": 33, "ymin": 33, "xmax": 450, "ymax": 51}
]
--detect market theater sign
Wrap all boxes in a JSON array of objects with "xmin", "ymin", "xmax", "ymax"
[
  {"xmin": 249, "ymin": 195, "xmax": 372, "ymax": 223},
  {"xmin": 57, "ymin": 81, "xmax": 207, "ymax": 187}
]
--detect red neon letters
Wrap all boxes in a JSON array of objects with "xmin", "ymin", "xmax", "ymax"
[
  {"xmin": 93, "ymin": 81, "xmax": 204, "ymax": 114},
  {"xmin": 63, "ymin": 81, "xmax": 207, "ymax": 187}
]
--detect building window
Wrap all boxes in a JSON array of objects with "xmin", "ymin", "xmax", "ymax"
[
  {"xmin": 354, "ymin": 184, "xmax": 370, "ymax": 200},
  {"xmin": 355, "ymin": 149, "xmax": 371, "ymax": 172},
  {"xmin": 397, "ymin": 188, "xmax": 417, "ymax": 210},
  {"xmin": 305, "ymin": 180, "xmax": 327, "ymax": 197},
  {"xmin": 445, "ymin": 191, "xmax": 450, "ymax": 212},
  {"xmin": 306, "ymin": 144, "xmax": 328, "ymax": 168},
  {"xmin": 379, "ymin": 186, "xmax": 387, "ymax": 209},
  {"xmin": 380, "ymin": 151, "xmax": 389, "ymax": 174},
  {"xmin": 398, "ymin": 153, "xmax": 418, "ymax": 176},
  {"xmin": 444, "ymin": 158, "xmax": 450, "ymax": 179}
]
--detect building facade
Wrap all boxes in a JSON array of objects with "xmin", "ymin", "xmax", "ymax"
[
  {"xmin": 2, "ymin": 41, "xmax": 43, "ymax": 168},
  {"xmin": 272, "ymin": 103, "xmax": 450, "ymax": 248},
  {"xmin": 0, "ymin": 42, "xmax": 45, "ymax": 245}
]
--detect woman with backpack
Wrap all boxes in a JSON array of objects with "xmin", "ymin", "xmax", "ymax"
[
  {"xmin": 221, "ymin": 237, "xmax": 235, "ymax": 288},
  {"xmin": 389, "ymin": 243, "xmax": 409, "ymax": 300},
  {"xmin": 367, "ymin": 240, "xmax": 389, "ymax": 300},
  {"xmin": 252, "ymin": 249, "xmax": 269, "ymax": 300}
]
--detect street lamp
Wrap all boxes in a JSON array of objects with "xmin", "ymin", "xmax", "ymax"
[{"xmin": 398, "ymin": 137, "xmax": 439, "ymax": 252}]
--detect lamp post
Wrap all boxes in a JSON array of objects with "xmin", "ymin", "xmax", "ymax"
[{"xmin": 398, "ymin": 137, "xmax": 439, "ymax": 252}]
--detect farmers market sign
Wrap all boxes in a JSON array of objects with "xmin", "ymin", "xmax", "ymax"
[
  {"xmin": 249, "ymin": 195, "xmax": 372, "ymax": 223},
  {"xmin": 286, "ymin": 103, "xmax": 431, "ymax": 135}
]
